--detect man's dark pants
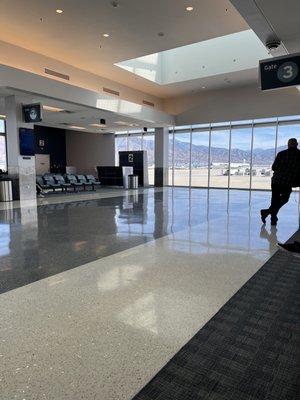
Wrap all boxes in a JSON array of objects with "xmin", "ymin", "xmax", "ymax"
[{"xmin": 269, "ymin": 183, "xmax": 292, "ymax": 217}]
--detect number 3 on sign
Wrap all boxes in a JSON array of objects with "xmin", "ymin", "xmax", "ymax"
[{"xmin": 277, "ymin": 61, "xmax": 298, "ymax": 83}]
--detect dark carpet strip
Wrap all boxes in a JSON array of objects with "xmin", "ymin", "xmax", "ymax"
[{"xmin": 133, "ymin": 246, "xmax": 300, "ymax": 400}]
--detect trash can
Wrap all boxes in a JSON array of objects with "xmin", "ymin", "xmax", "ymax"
[
  {"xmin": 0, "ymin": 179, "xmax": 13, "ymax": 202},
  {"xmin": 128, "ymin": 175, "xmax": 139, "ymax": 189}
]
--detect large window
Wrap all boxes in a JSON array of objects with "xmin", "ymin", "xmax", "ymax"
[
  {"xmin": 173, "ymin": 128, "xmax": 191, "ymax": 186},
  {"xmin": 252, "ymin": 124, "xmax": 276, "ymax": 190},
  {"xmin": 229, "ymin": 127, "xmax": 252, "ymax": 189},
  {"xmin": 115, "ymin": 130, "xmax": 155, "ymax": 185},
  {"xmin": 0, "ymin": 119, "xmax": 7, "ymax": 172},
  {"xmin": 168, "ymin": 116, "xmax": 300, "ymax": 191},
  {"xmin": 115, "ymin": 134, "xmax": 128, "ymax": 166},
  {"xmin": 191, "ymin": 129, "xmax": 209, "ymax": 187},
  {"xmin": 128, "ymin": 133, "xmax": 142, "ymax": 151},
  {"xmin": 115, "ymin": 115, "xmax": 300, "ymax": 191},
  {"xmin": 210, "ymin": 129, "xmax": 230, "ymax": 188}
]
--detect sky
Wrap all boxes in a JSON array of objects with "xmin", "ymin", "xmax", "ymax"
[{"xmin": 174, "ymin": 123, "xmax": 300, "ymax": 151}]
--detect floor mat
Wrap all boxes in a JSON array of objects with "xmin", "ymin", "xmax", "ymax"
[{"xmin": 133, "ymin": 237, "xmax": 300, "ymax": 400}]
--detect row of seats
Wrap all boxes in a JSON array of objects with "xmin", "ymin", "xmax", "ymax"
[{"xmin": 37, "ymin": 174, "xmax": 101, "ymax": 192}]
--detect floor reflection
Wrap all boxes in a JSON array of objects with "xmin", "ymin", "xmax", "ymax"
[{"xmin": 0, "ymin": 188, "xmax": 298, "ymax": 294}]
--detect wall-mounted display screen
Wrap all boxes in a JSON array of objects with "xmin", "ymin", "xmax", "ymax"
[{"xmin": 19, "ymin": 128, "xmax": 35, "ymax": 156}]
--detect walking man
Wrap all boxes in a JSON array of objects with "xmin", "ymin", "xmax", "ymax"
[{"xmin": 261, "ymin": 138, "xmax": 300, "ymax": 225}]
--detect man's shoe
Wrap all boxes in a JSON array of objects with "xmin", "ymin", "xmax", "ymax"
[
  {"xmin": 260, "ymin": 209, "xmax": 269, "ymax": 224},
  {"xmin": 271, "ymin": 216, "xmax": 278, "ymax": 226},
  {"xmin": 278, "ymin": 241, "xmax": 300, "ymax": 257}
]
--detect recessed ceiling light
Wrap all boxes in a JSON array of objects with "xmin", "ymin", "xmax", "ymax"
[
  {"xmin": 202, "ymin": 86, "xmax": 206, "ymax": 89},
  {"xmin": 56, "ymin": 9, "xmax": 63, "ymax": 14},
  {"xmin": 103, "ymin": 33, "xmax": 110, "ymax": 38},
  {"xmin": 158, "ymin": 32, "xmax": 165, "ymax": 37},
  {"xmin": 186, "ymin": 6, "xmax": 194, "ymax": 11}
]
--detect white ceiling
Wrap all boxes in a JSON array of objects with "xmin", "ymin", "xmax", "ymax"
[
  {"xmin": 230, "ymin": 0, "xmax": 300, "ymax": 54},
  {"xmin": 0, "ymin": 89, "xmax": 162, "ymax": 133},
  {"xmin": 0, "ymin": 0, "xmax": 249, "ymax": 97}
]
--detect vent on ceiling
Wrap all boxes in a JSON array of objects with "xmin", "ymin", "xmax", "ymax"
[
  {"xmin": 143, "ymin": 100, "xmax": 155, "ymax": 107},
  {"xmin": 44, "ymin": 68, "xmax": 70, "ymax": 81},
  {"xmin": 103, "ymin": 87, "xmax": 120, "ymax": 96}
]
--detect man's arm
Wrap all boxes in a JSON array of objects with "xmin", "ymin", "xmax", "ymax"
[{"xmin": 272, "ymin": 153, "xmax": 281, "ymax": 171}]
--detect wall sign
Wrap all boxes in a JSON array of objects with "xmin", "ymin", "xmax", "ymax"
[
  {"xmin": 259, "ymin": 53, "xmax": 300, "ymax": 91},
  {"xmin": 128, "ymin": 154, "xmax": 134, "ymax": 163}
]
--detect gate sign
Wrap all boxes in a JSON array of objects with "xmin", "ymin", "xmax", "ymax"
[{"xmin": 259, "ymin": 53, "xmax": 300, "ymax": 91}]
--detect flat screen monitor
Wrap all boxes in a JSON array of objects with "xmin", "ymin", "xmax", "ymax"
[{"xmin": 19, "ymin": 128, "xmax": 35, "ymax": 156}]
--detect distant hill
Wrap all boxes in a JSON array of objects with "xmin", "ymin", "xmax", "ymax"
[{"xmin": 116, "ymin": 136, "xmax": 285, "ymax": 167}]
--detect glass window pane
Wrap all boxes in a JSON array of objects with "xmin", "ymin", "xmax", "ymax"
[
  {"xmin": 229, "ymin": 127, "xmax": 252, "ymax": 189},
  {"xmin": 115, "ymin": 135, "xmax": 127, "ymax": 166},
  {"xmin": 0, "ymin": 120, "xmax": 5, "ymax": 134},
  {"xmin": 191, "ymin": 130, "xmax": 209, "ymax": 187},
  {"xmin": 0, "ymin": 136, "xmax": 7, "ymax": 171},
  {"xmin": 278, "ymin": 115, "xmax": 300, "ymax": 122},
  {"xmin": 143, "ymin": 135, "xmax": 154, "ymax": 185},
  {"xmin": 277, "ymin": 123, "xmax": 300, "ymax": 191},
  {"xmin": 210, "ymin": 130, "xmax": 230, "ymax": 188},
  {"xmin": 277, "ymin": 123, "xmax": 299, "ymax": 152},
  {"xmin": 252, "ymin": 125, "xmax": 276, "ymax": 190},
  {"xmin": 174, "ymin": 131, "xmax": 190, "ymax": 186},
  {"xmin": 168, "ymin": 132, "xmax": 173, "ymax": 185},
  {"xmin": 128, "ymin": 135, "xmax": 142, "ymax": 151}
]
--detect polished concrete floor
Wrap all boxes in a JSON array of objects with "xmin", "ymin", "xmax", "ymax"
[{"xmin": 0, "ymin": 188, "xmax": 298, "ymax": 400}]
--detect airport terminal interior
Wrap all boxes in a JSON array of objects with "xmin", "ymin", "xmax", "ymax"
[{"xmin": 0, "ymin": 1, "xmax": 299, "ymax": 399}]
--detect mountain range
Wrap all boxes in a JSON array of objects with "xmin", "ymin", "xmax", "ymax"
[{"xmin": 117, "ymin": 137, "xmax": 284, "ymax": 167}]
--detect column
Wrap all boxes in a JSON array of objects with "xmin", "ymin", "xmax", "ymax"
[
  {"xmin": 5, "ymin": 95, "xmax": 22, "ymax": 176},
  {"xmin": 5, "ymin": 95, "xmax": 36, "ymax": 201},
  {"xmin": 154, "ymin": 127, "xmax": 169, "ymax": 187}
]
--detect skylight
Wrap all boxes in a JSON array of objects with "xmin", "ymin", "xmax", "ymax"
[{"xmin": 115, "ymin": 30, "xmax": 271, "ymax": 85}]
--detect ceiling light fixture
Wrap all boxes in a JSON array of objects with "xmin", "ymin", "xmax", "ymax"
[
  {"xmin": 186, "ymin": 6, "xmax": 194, "ymax": 12},
  {"xmin": 103, "ymin": 33, "xmax": 110, "ymax": 38},
  {"xmin": 43, "ymin": 105, "xmax": 65, "ymax": 112},
  {"xmin": 115, "ymin": 121, "xmax": 130, "ymax": 126},
  {"xmin": 90, "ymin": 123, "xmax": 106, "ymax": 128},
  {"xmin": 68, "ymin": 125, "xmax": 86, "ymax": 130},
  {"xmin": 0, "ymin": 114, "xmax": 6, "ymax": 119},
  {"xmin": 56, "ymin": 9, "xmax": 63, "ymax": 14}
]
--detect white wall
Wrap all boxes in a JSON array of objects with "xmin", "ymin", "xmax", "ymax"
[
  {"xmin": 0, "ymin": 40, "xmax": 163, "ymax": 110},
  {"xmin": 66, "ymin": 130, "xmax": 115, "ymax": 175},
  {"xmin": 164, "ymin": 84, "xmax": 300, "ymax": 125}
]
